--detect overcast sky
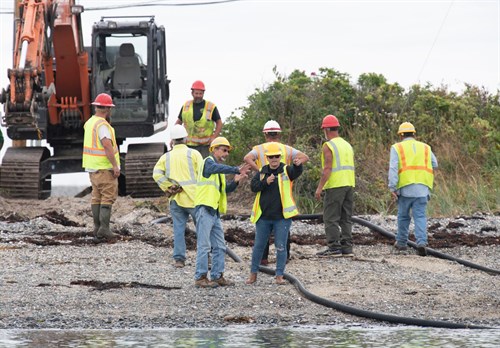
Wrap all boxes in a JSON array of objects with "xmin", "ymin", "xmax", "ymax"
[{"xmin": 0, "ymin": 0, "xmax": 498, "ymax": 186}]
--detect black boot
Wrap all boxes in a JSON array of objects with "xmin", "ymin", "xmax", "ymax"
[
  {"xmin": 91, "ymin": 204, "xmax": 100, "ymax": 237},
  {"xmin": 96, "ymin": 204, "xmax": 118, "ymax": 240}
]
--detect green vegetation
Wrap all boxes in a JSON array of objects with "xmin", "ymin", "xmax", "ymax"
[{"xmin": 223, "ymin": 67, "xmax": 500, "ymax": 216}]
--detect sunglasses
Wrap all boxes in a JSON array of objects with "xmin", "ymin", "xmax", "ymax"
[{"xmin": 267, "ymin": 155, "xmax": 281, "ymax": 159}]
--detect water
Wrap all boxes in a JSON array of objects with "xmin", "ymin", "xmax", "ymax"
[{"xmin": 1, "ymin": 326, "xmax": 499, "ymax": 347}]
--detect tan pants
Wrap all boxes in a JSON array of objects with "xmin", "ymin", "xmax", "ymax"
[{"xmin": 89, "ymin": 170, "xmax": 118, "ymax": 205}]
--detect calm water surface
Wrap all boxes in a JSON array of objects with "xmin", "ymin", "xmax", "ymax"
[{"xmin": 1, "ymin": 326, "xmax": 499, "ymax": 347}]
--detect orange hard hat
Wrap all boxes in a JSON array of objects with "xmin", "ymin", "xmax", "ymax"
[
  {"xmin": 191, "ymin": 80, "xmax": 205, "ymax": 91},
  {"xmin": 321, "ymin": 114, "xmax": 339, "ymax": 128},
  {"xmin": 91, "ymin": 93, "xmax": 115, "ymax": 107}
]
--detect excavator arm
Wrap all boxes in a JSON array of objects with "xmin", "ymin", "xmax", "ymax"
[{"xmin": 3, "ymin": 0, "xmax": 90, "ymax": 139}]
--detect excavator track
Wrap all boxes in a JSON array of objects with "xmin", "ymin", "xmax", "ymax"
[
  {"xmin": 124, "ymin": 143, "xmax": 166, "ymax": 198},
  {"xmin": 0, "ymin": 147, "xmax": 52, "ymax": 199}
]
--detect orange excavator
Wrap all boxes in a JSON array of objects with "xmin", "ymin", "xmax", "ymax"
[{"xmin": 0, "ymin": 0, "xmax": 170, "ymax": 198}]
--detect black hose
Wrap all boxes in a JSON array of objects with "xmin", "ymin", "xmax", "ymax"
[
  {"xmin": 152, "ymin": 214, "xmax": 498, "ymax": 328},
  {"xmin": 226, "ymin": 247, "xmax": 492, "ymax": 329}
]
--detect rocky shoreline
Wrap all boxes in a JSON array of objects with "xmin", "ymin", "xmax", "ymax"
[{"xmin": 0, "ymin": 196, "xmax": 499, "ymax": 329}]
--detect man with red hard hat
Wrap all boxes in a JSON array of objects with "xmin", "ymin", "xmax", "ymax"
[
  {"xmin": 82, "ymin": 93, "xmax": 120, "ymax": 241},
  {"xmin": 315, "ymin": 114, "xmax": 355, "ymax": 257},
  {"xmin": 175, "ymin": 80, "xmax": 223, "ymax": 158}
]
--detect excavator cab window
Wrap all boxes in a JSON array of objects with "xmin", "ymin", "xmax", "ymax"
[{"xmin": 93, "ymin": 33, "xmax": 148, "ymax": 123}]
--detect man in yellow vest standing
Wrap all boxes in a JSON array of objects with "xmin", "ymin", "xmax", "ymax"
[
  {"xmin": 389, "ymin": 122, "xmax": 438, "ymax": 256},
  {"xmin": 315, "ymin": 114, "xmax": 355, "ymax": 257},
  {"xmin": 175, "ymin": 80, "xmax": 223, "ymax": 158},
  {"xmin": 246, "ymin": 143, "xmax": 303, "ymax": 285},
  {"xmin": 153, "ymin": 125, "xmax": 203, "ymax": 268},
  {"xmin": 243, "ymin": 120, "xmax": 309, "ymax": 265},
  {"xmin": 82, "ymin": 93, "xmax": 121, "ymax": 240},
  {"xmin": 194, "ymin": 137, "xmax": 250, "ymax": 288}
]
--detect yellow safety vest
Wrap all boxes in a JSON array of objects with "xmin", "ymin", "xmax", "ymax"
[
  {"xmin": 182, "ymin": 100, "xmax": 216, "ymax": 146},
  {"xmin": 152, "ymin": 144, "xmax": 202, "ymax": 208},
  {"xmin": 393, "ymin": 139, "xmax": 434, "ymax": 189},
  {"xmin": 253, "ymin": 142, "xmax": 293, "ymax": 170},
  {"xmin": 82, "ymin": 115, "xmax": 120, "ymax": 170},
  {"xmin": 250, "ymin": 165, "xmax": 299, "ymax": 223},
  {"xmin": 322, "ymin": 137, "xmax": 355, "ymax": 189},
  {"xmin": 195, "ymin": 156, "xmax": 227, "ymax": 213}
]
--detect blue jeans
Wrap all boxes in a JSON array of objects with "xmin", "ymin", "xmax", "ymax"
[
  {"xmin": 194, "ymin": 205, "xmax": 226, "ymax": 280},
  {"xmin": 250, "ymin": 218, "xmax": 291, "ymax": 276},
  {"xmin": 396, "ymin": 196, "xmax": 429, "ymax": 246},
  {"xmin": 170, "ymin": 200, "xmax": 196, "ymax": 262}
]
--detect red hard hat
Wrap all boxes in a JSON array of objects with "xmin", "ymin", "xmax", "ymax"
[
  {"xmin": 191, "ymin": 80, "xmax": 205, "ymax": 91},
  {"xmin": 321, "ymin": 114, "xmax": 340, "ymax": 128},
  {"xmin": 91, "ymin": 93, "xmax": 115, "ymax": 107}
]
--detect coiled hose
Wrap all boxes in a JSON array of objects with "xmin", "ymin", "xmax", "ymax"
[{"xmin": 153, "ymin": 215, "xmax": 498, "ymax": 329}]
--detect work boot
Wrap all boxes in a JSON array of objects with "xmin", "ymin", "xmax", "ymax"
[
  {"xmin": 275, "ymin": 275, "xmax": 287, "ymax": 285},
  {"xmin": 96, "ymin": 204, "xmax": 118, "ymax": 240},
  {"xmin": 174, "ymin": 260, "xmax": 185, "ymax": 268},
  {"xmin": 91, "ymin": 204, "xmax": 101, "ymax": 237},
  {"xmin": 245, "ymin": 273, "xmax": 257, "ymax": 285},
  {"xmin": 195, "ymin": 275, "xmax": 218, "ymax": 288},
  {"xmin": 213, "ymin": 273, "xmax": 235, "ymax": 287}
]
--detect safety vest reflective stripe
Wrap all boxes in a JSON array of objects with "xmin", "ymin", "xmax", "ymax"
[
  {"xmin": 197, "ymin": 179, "xmax": 221, "ymax": 191},
  {"xmin": 158, "ymin": 148, "xmax": 197, "ymax": 185},
  {"xmin": 82, "ymin": 116, "xmax": 120, "ymax": 169},
  {"xmin": 195, "ymin": 156, "xmax": 227, "ymax": 212},
  {"xmin": 182, "ymin": 100, "xmax": 216, "ymax": 146},
  {"xmin": 327, "ymin": 139, "xmax": 355, "ymax": 172},
  {"xmin": 396, "ymin": 143, "xmax": 433, "ymax": 174},
  {"xmin": 394, "ymin": 140, "xmax": 434, "ymax": 189},
  {"xmin": 82, "ymin": 119, "xmax": 118, "ymax": 157},
  {"xmin": 322, "ymin": 137, "xmax": 355, "ymax": 190},
  {"xmin": 250, "ymin": 166, "xmax": 298, "ymax": 223}
]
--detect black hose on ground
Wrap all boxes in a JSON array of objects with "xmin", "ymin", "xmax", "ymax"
[
  {"xmin": 226, "ymin": 247, "xmax": 492, "ymax": 329},
  {"xmin": 292, "ymin": 214, "xmax": 500, "ymax": 275},
  {"xmin": 152, "ymin": 214, "xmax": 498, "ymax": 328}
]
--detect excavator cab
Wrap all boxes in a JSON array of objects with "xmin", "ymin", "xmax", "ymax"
[{"xmin": 90, "ymin": 15, "xmax": 169, "ymax": 138}]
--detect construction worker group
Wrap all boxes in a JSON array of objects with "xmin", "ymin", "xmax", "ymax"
[{"xmin": 85, "ymin": 80, "xmax": 437, "ymax": 288}]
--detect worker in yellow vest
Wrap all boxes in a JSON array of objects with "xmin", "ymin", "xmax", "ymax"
[
  {"xmin": 315, "ymin": 114, "xmax": 355, "ymax": 257},
  {"xmin": 153, "ymin": 124, "xmax": 203, "ymax": 268},
  {"xmin": 175, "ymin": 80, "xmax": 223, "ymax": 158},
  {"xmin": 243, "ymin": 120, "xmax": 309, "ymax": 265},
  {"xmin": 194, "ymin": 137, "xmax": 251, "ymax": 288},
  {"xmin": 246, "ymin": 142, "xmax": 303, "ymax": 285},
  {"xmin": 389, "ymin": 122, "xmax": 438, "ymax": 256},
  {"xmin": 82, "ymin": 93, "xmax": 120, "ymax": 241}
]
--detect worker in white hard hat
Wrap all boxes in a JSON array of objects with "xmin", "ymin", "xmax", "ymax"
[
  {"xmin": 153, "ymin": 124, "xmax": 203, "ymax": 268},
  {"xmin": 243, "ymin": 119, "xmax": 309, "ymax": 265},
  {"xmin": 389, "ymin": 122, "xmax": 438, "ymax": 257},
  {"xmin": 193, "ymin": 137, "xmax": 251, "ymax": 288},
  {"xmin": 175, "ymin": 80, "xmax": 223, "ymax": 158}
]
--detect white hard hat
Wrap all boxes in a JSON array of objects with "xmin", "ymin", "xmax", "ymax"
[
  {"xmin": 170, "ymin": 125, "xmax": 188, "ymax": 140},
  {"xmin": 262, "ymin": 120, "xmax": 282, "ymax": 133}
]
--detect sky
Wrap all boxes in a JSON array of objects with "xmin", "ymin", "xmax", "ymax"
[{"xmin": 0, "ymin": 0, "xmax": 498, "ymax": 186}]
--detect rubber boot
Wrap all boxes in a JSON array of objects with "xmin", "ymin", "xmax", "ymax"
[
  {"xmin": 91, "ymin": 204, "xmax": 101, "ymax": 237},
  {"xmin": 96, "ymin": 204, "xmax": 118, "ymax": 240}
]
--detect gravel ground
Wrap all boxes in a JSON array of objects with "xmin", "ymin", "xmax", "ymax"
[{"xmin": 0, "ymin": 196, "xmax": 499, "ymax": 329}]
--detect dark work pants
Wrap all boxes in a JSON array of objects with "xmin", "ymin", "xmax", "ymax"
[{"xmin": 323, "ymin": 186, "xmax": 354, "ymax": 252}]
